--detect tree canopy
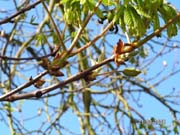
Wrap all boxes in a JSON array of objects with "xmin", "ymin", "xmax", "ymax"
[{"xmin": 0, "ymin": 0, "xmax": 180, "ymax": 134}]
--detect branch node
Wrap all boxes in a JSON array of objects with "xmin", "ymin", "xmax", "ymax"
[{"xmin": 35, "ymin": 91, "xmax": 43, "ymax": 98}]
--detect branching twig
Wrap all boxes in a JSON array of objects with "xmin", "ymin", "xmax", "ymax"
[
  {"xmin": 0, "ymin": 56, "xmax": 114, "ymax": 101},
  {"xmin": 122, "ymin": 12, "xmax": 180, "ymax": 53},
  {"xmin": 125, "ymin": 77, "xmax": 180, "ymax": 118},
  {"xmin": 0, "ymin": 47, "xmax": 58, "ymax": 61},
  {"xmin": 67, "ymin": 1, "xmax": 102, "ymax": 55},
  {"xmin": 40, "ymin": 0, "xmax": 66, "ymax": 50},
  {"xmin": 70, "ymin": 21, "xmax": 114, "ymax": 56},
  {"xmin": 0, "ymin": 70, "xmax": 48, "ymax": 101},
  {"xmin": 0, "ymin": 0, "xmax": 41, "ymax": 25},
  {"xmin": 132, "ymin": 12, "xmax": 180, "ymax": 48}
]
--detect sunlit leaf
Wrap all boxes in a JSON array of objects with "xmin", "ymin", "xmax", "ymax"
[
  {"xmin": 80, "ymin": 0, "xmax": 86, "ymax": 4},
  {"xmin": 102, "ymin": 0, "xmax": 114, "ymax": 6},
  {"xmin": 35, "ymin": 34, "xmax": 46, "ymax": 46},
  {"xmin": 152, "ymin": 12, "xmax": 160, "ymax": 31},
  {"xmin": 122, "ymin": 68, "xmax": 141, "ymax": 77}
]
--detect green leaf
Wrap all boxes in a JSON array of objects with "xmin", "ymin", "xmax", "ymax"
[
  {"xmin": 124, "ymin": 6, "xmax": 146, "ymax": 36},
  {"xmin": 122, "ymin": 68, "xmax": 141, "ymax": 77},
  {"xmin": 35, "ymin": 34, "xmax": 46, "ymax": 46},
  {"xmin": 107, "ymin": 11, "xmax": 114, "ymax": 21},
  {"xmin": 124, "ymin": 0, "xmax": 131, "ymax": 5},
  {"xmin": 80, "ymin": 0, "xmax": 86, "ymax": 4},
  {"xmin": 135, "ymin": 7, "xmax": 151, "ymax": 19},
  {"xmin": 139, "ymin": 122, "xmax": 145, "ymax": 129},
  {"xmin": 147, "ymin": 124, "xmax": 154, "ymax": 130},
  {"xmin": 129, "ymin": 57, "xmax": 135, "ymax": 64},
  {"xmin": 174, "ymin": 126, "xmax": 179, "ymax": 134},
  {"xmin": 134, "ymin": 0, "xmax": 143, "ymax": 7},
  {"xmin": 116, "ymin": 6, "xmax": 126, "ymax": 31},
  {"xmin": 139, "ymin": 46, "xmax": 148, "ymax": 58},
  {"xmin": 167, "ymin": 24, "xmax": 178, "ymax": 37},
  {"xmin": 119, "ymin": 18, "xmax": 126, "ymax": 32},
  {"xmin": 129, "ymin": 51, "xmax": 139, "ymax": 57},
  {"xmin": 124, "ymin": 7, "xmax": 134, "ymax": 26},
  {"xmin": 158, "ymin": 3, "xmax": 180, "ymax": 37},
  {"xmin": 64, "ymin": 9, "xmax": 73, "ymax": 24},
  {"xmin": 102, "ymin": 0, "xmax": 114, "ymax": 6},
  {"xmin": 95, "ymin": 8, "xmax": 104, "ymax": 18},
  {"xmin": 63, "ymin": 1, "xmax": 81, "ymax": 25},
  {"xmin": 152, "ymin": 12, "xmax": 160, "ymax": 31},
  {"xmin": 52, "ymin": 33, "xmax": 59, "ymax": 44},
  {"xmin": 60, "ymin": 0, "xmax": 68, "ymax": 3}
]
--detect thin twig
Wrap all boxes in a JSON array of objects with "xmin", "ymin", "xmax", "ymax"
[
  {"xmin": 70, "ymin": 21, "xmax": 114, "ymax": 56},
  {"xmin": 0, "ymin": 56, "xmax": 114, "ymax": 101},
  {"xmin": 0, "ymin": 48, "xmax": 58, "ymax": 61},
  {"xmin": 0, "ymin": 70, "xmax": 48, "ymax": 101},
  {"xmin": 67, "ymin": 1, "xmax": 102, "ymax": 55},
  {"xmin": 40, "ymin": 0, "xmax": 66, "ymax": 50},
  {"xmin": 132, "ymin": 12, "xmax": 180, "ymax": 48},
  {"xmin": 0, "ymin": 0, "xmax": 41, "ymax": 25}
]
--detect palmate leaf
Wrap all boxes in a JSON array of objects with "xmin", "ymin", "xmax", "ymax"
[
  {"xmin": 152, "ymin": 12, "xmax": 160, "ymax": 31},
  {"xmin": 136, "ymin": 8, "xmax": 151, "ymax": 19},
  {"xmin": 114, "ymin": 5, "xmax": 126, "ymax": 31},
  {"xmin": 167, "ymin": 24, "xmax": 178, "ymax": 37},
  {"xmin": 162, "ymin": 4, "xmax": 177, "ymax": 18},
  {"xmin": 162, "ymin": 4, "xmax": 180, "ymax": 28},
  {"xmin": 124, "ymin": 6, "xmax": 146, "ymax": 37},
  {"xmin": 82, "ymin": 0, "xmax": 96, "ymax": 15},
  {"xmin": 134, "ymin": 0, "xmax": 143, "ymax": 7},
  {"xmin": 63, "ymin": 0, "xmax": 82, "ymax": 25},
  {"xmin": 124, "ymin": 7, "xmax": 134, "ymax": 26},
  {"xmin": 95, "ymin": 7, "xmax": 104, "ymax": 18},
  {"xmin": 158, "ymin": 3, "xmax": 180, "ymax": 37}
]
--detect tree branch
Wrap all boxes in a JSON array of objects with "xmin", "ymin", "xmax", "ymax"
[
  {"xmin": 0, "ymin": 0, "xmax": 41, "ymax": 25},
  {"xmin": 0, "ymin": 56, "xmax": 114, "ymax": 101},
  {"xmin": 0, "ymin": 70, "xmax": 48, "ymax": 101}
]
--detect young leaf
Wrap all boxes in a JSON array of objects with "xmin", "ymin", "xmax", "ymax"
[
  {"xmin": 34, "ymin": 79, "xmax": 45, "ymax": 88},
  {"xmin": 124, "ymin": 6, "xmax": 146, "ymax": 36},
  {"xmin": 167, "ymin": 23, "xmax": 178, "ymax": 37},
  {"xmin": 152, "ymin": 13, "xmax": 160, "ymax": 31},
  {"xmin": 124, "ymin": 7, "xmax": 134, "ymax": 26},
  {"xmin": 135, "ymin": 7, "xmax": 151, "ymax": 19},
  {"xmin": 95, "ymin": 8, "xmax": 104, "ymax": 18},
  {"xmin": 102, "ymin": 0, "xmax": 114, "ymax": 6},
  {"xmin": 113, "ymin": 39, "xmax": 124, "ymax": 56},
  {"xmin": 122, "ymin": 68, "xmax": 141, "ymax": 77},
  {"xmin": 113, "ymin": 39, "xmax": 125, "ymax": 66},
  {"xmin": 80, "ymin": 0, "xmax": 86, "ymax": 5},
  {"xmin": 35, "ymin": 34, "xmax": 46, "ymax": 46}
]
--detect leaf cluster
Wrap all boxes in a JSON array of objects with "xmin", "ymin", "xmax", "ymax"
[
  {"xmin": 97, "ymin": 0, "xmax": 180, "ymax": 38},
  {"xmin": 60, "ymin": 0, "xmax": 96, "ymax": 25}
]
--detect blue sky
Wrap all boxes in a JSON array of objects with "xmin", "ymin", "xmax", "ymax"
[{"xmin": 0, "ymin": 0, "xmax": 180, "ymax": 135}]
